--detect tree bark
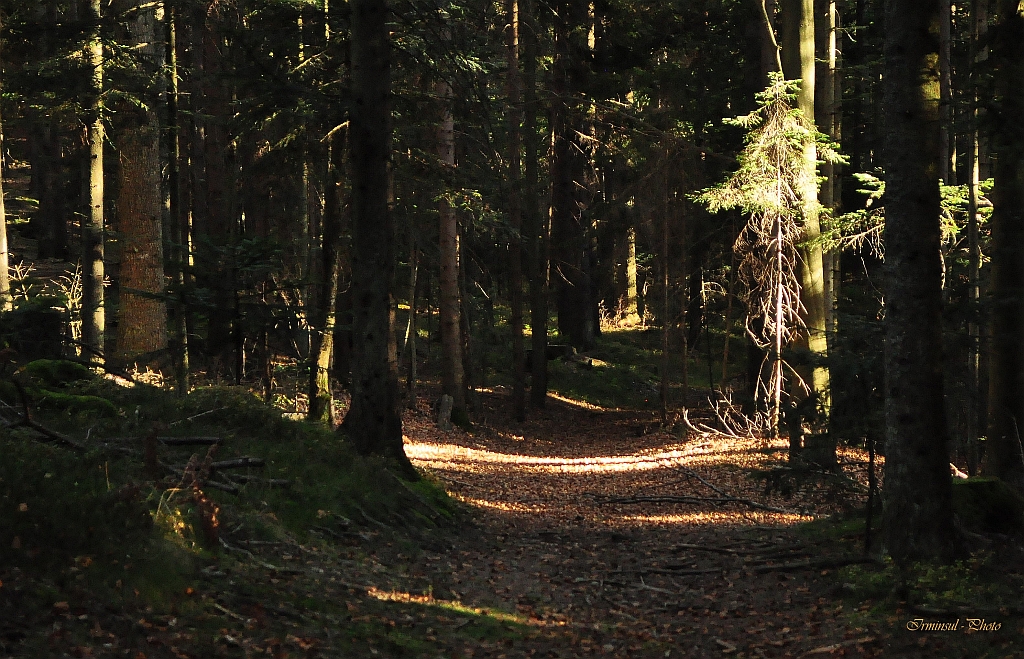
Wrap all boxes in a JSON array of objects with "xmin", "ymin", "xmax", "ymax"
[
  {"xmin": 965, "ymin": 0, "xmax": 987, "ymax": 476},
  {"xmin": 523, "ymin": 0, "xmax": 548, "ymax": 407},
  {"xmin": 167, "ymin": 2, "xmax": 190, "ymax": 395},
  {"xmin": 550, "ymin": 0, "xmax": 595, "ymax": 352},
  {"xmin": 507, "ymin": 0, "xmax": 527, "ymax": 421},
  {"xmin": 437, "ymin": 73, "xmax": 467, "ymax": 418},
  {"xmin": 308, "ymin": 132, "xmax": 345, "ymax": 426},
  {"xmin": 82, "ymin": 0, "xmax": 106, "ymax": 359},
  {"xmin": 984, "ymin": 0, "xmax": 1024, "ymax": 493},
  {"xmin": 815, "ymin": 0, "xmax": 839, "ymax": 336},
  {"xmin": 782, "ymin": 0, "xmax": 829, "ymax": 414},
  {"xmin": 113, "ymin": 0, "xmax": 168, "ymax": 367},
  {"xmin": 0, "ymin": 88, "xmax": 8, "ymax": 312},
  {"xmin": 340, "ymin": 0, "xmax": 416, "ymax": 478},
  {"xmin": 881, "ymin": 0, "xmax": 957, "ymax": 563}
]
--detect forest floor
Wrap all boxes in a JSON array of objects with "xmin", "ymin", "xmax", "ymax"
[{"xmin": 2, "ymin": 377, "xmax": 1024, "ymax": 658}]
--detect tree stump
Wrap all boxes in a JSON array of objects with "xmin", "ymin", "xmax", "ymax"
[{"xmin": 437, "ymin": 394, "xmax": 454, "ymax": 432}]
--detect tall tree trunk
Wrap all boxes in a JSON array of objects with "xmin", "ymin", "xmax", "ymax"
[
  {"xmin": 0, "ymin": 91, "xmax": 8, "ymax": 312},
  {"xmin": 522, "ymin": 0, "xmax": 549, "ymax": 407},
  {"xmin": 965, "ymin": 0, "xmax": 987, "ymax": 476},
  {"xmin": 340, "ymin": 0, "xmax": 416, "ymax": 478},
  {"xmin": 984, "ymin": 0, "xmax": 1024, "ymax": 493},
  {"xmin": 113, "ymin": 0, "xmax": 168, "ymax": 368},
  {"xmin": 782, "ymin": 0, "xmax": 829, "ymax": 415},
  {"xmin": 507, "ymin": 0, "xmax": 527, "ymax": 421},
  {"xmin": 167, "ymin": 2, "xmax": 190, "ymax": 394},
  {"xmin": 881, "ymin": 0, "xmax": 957, "ymax": 563},
  {"xmin": 31, "ymin": 2, "xmax": 68, "ymax": 261},
  {"xmin": 550, "ymin": 0, "xmax": 594, "ymax": 352},
  {"xmin": 659, "ymin": 190, "xmax": 670, "ymax": 424},
  {"xmin": 308, "ymin": 133, "xmax": 344, "ymax": 426},
  {"xmin": 437, "ymin": 72, "xmax": 467, "ymax": 419},
  {"xmin": 939, "ymin": 0, "xmax": 953, "ymax": 183},
  {"xmin": 82, "ymin": 0, "xmax": 106, "ymax": 359},
  {"xmin": 815, "ymin": 0, "xmax": 839, "ymax": 335}
]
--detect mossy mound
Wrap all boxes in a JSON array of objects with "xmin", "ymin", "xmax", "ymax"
[
  {"xmin": 21, "ymin": 359, "xmax": 95, "ymax": 387},
  {"xmin": 951, "ymin": 477, "xmax": 1024, "ymax": 534}
]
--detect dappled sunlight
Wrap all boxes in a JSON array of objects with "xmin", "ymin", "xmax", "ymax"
[
  {"xmin": 366, "ymin": 587, "xmax": 565, "ymax": 627},
  {"xmin": 405, "ymin": 435, "xmax": 796, "ymax": 475},
  {"xmin": 619, "ymin": 510, "xmax": 811, "ymax": 526},
  {"xmin": 448, "ymin": 493, "xmax": 546, "ymax": 514},
  {"xmin": 546, "ymin": 391, "xmax": 614, "ymax": 411},
  {"xmin": 406, "ymin": 441, "xmax": 708, "ymax": 474}
]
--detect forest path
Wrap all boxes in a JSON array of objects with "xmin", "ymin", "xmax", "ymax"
[{"xmin": 397, "ymin": 391, "xmax": 888, "ymax": 658}]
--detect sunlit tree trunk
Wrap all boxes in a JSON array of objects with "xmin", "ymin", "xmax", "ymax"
[
  {"xmin": 340, "ymin": 0, "xmax": 416, "ymax": 478},
  {"xmin": 113, "ymin": 0, "xmax": 168, "ymax": 367},
  {"xmin": 880, "ymin": 0, "xmax": 957, "ymax": 563},
  {"xmin": 308, "ymin": 132, "xmax": 344, "ymax": 426},
  {"xmin": 506, "ymin": 0, "xmax": 527, "ymax": 421},
  {"xmin": 984, "ymin": 0, "xmax": 1024, "ymax": 493},
  {"xmin": 82, "ymin": 0, "xmax": 106, "ymax": 359},
  {"xmin": 782, "ymin": 0, "xmax": 829, "ymax": 415}
]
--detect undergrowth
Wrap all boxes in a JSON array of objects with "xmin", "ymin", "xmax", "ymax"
[{"xmin": 0, "ymin": 361, "xmax": 464, "ymax": 655}]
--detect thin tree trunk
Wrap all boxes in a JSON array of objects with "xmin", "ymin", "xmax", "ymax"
[
  {"xmin": 401, "ymin": 234, "xmax": 413, "ymax": 403},
  {"xmin": 82, "ymin": 0, "xmax": 105, "ymax": 358},
  {"xmin": 679, "ymin": 208, "xmax": 690, "ymax": 408},
  {"xmin": 507, "ymin": 0, "xmax": 527, "ymax": 421},
  {"xmin": 0, "ymin": 91, "xmax": 8, "ymax": 312},
  {"xmin": 881, "ymin": 0, "xmax": 957, "ymax": 562},
  {"xmin": 965, "ymin": 0, "xmax": 987, "ymax": 476},
  {"xmin": 114, "ymin": 0, "xmax": 168, "ymax": 368},
  {"xmin": 623, "ymin": 226, "xmax": 638, "ymax": 322},
  {"xmin": 815, "ymin": 0, "xmax": 839, "ymax": 336},
  {"xmin": 523, "ymin": 0, "xmax": 548, "ymax": 407},
  {"xmin": 721, "ymin": 242, "xmax": 737, "ymax": 386},
  {"xmin": 167, "ymin": 2, "xmax": 190, "ymax": 395},
  {"xmin": 437, "ymin": 74, "xmax": 467, "ymax": 418},
  {"xmin": 939, "ymin": 0, "xmax": 953, "ymax": 183},
  {"xmin": 308, "ymin": 133, "xmax": 344, "ymax": 426},
  {"xmin": 340, "ymin": 0, "xmax": 415, "ymax": 478},
  {"xmin": 660, "ymin": 196, "xmax": 670, "ymax": 424},
  {"xmin": 984, "ymin": 0, "xmax": 1024, "ymax": 493}
]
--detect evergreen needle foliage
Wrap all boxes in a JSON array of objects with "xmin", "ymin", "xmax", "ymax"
[{"xmin": 697, "ymin": 74, "xmax": 842, "ymax": 426}]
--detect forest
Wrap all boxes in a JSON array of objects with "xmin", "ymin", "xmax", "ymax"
[{"xmin": 0, "ymin": 0, "xmax": 1023, "ymax": 657}]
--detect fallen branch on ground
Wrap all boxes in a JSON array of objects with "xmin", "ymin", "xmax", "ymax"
[
  {"xmin": 159, "ymin": 460, "xmax": 240, "ymax": 494},
  {"xmin": 2, "ymin": 380, "xmax": 86, "ymax": 451},
  {"xmin": 751, "ymin": 556, "xmax": 878, "ymax": 573}
]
